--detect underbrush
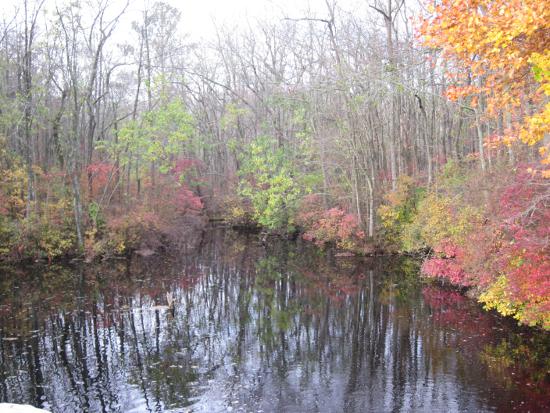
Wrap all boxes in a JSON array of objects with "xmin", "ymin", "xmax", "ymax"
[
  {"xmin": 296, "ymin": 194, "xmax": 368, "ymax": 253},
  {"xmin": 0, "ymin": 154, "xmax": 206, "ymax": 263},
  {"xmin": 377, "ymin": 160, "xmax": 550, "ymax": 330}
]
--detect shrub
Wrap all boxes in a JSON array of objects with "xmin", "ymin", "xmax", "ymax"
[
  {"xmin": 416, "ymin": 165, "xmax": 550, "ymax": 329},
  {"xmin": 220, "ymin": 194, "xmax": 254, "ymax": 226},
  {"xmin": 378, "ymin": 175, "xmax": 425, "ymax": 249},
  {"xmin": 297, "ymin": 195, "xmax": 365, "ymax": 251},
  {"xmin": 104, "ymin": 209, "xmax": 162, "ymax": 255},
  {"xmin": 238, "ymin": 136, "xmax": 306, "ymax": 231},
  {"xmin": 37, "ymin": 222, "xmax": 75, "ymax": 262},
  {"xmin": 0, "ymin": 215, "xmax": 15, "ymax": 257},
  {"xmin": 400, "ymin": 191, "xmax": 482, "ymax": 251},
  {"xmin": 479, "ymin": 167, "xmax": 550, "ymax": 328}
]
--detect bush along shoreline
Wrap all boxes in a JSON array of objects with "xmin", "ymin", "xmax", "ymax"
[
  {"xmin": 1, "ymin": 142, "xmax": 547, "ymax": 332},
  {"xmin": 0, "ymin": 153, "xmax": 207, "ymax": 264},
  {"xmin": 218, "ymin": 143, "xmax": 548, "ymax": 330},
  {"xmin": 377, "ymin": 161, "xmax": 549, "ymax": 330}
]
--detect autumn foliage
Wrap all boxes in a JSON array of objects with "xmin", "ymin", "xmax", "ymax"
[
  {"xmin": 87, "ymin": 157, "xmax": 205, "ymax": 258},
  {"xmin": 419, "ymin": 0, "xmax": 550, "ymax": 171},
  {"xmin": 167, "ymin": 158, "xmax": 204, "ymax": 214},
  {"xmin": 0, "ymin": 150, "xmax": 206, "ymax": 262},
  {"xmin": 378, "ymin": 160, "xmax": 550, "ymax": 329},
  {"xmin": 297, "ymin": 195, "xmax": 365, "ymax": 251},
  {"xmin": 410, "ymin": 0, "xmax": 550, "ymax": 328},
  {"xmin": 479, "ymin": 169, "xmax": 550, "ymax": 327}
]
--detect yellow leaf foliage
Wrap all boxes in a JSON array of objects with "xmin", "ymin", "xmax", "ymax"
[
  {"xmin": 419, "ymin": 0, "xmax": 550, "ymax": 167},
  {"xmin": 480, "ymin": 275, "xmax": 550, "ymax": 329}
]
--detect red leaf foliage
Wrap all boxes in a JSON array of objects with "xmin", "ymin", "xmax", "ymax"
[
  {"xmin": 167, "ymin": 158, "xmax": 205, "ymax": 214},
  {"xmin": 297, "ymin": 195, "xmax": 364, "ymax": 249},
  {"xmin": 420, "ymin": 166, "xmax": 549, "ymax": 326},
  {"xmin": 495, "ymin": 168, "xmax": 550, "ymax": 317}
]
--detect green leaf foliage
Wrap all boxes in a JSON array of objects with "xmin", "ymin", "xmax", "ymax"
[{"xmin": 238, "ymin": 136, "xmax": 313, "ymax": 231}]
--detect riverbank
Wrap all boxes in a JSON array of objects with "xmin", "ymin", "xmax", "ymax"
[
  {"xmin": 0, "ymin": 228, "xmax": 548, "ymax": 412},
  {"xmin": 1, "ymin": 154, "xmax": 548, "ymax": 333},
  {"xmin": 377, "ymin": 161, "xmax": 549, "ymax": 330}
]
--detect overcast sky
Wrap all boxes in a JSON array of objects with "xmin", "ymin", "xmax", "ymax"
[
  {"xmin": 1, "ymin": 0, "xmax": 369, "ymax": 41},
  {"xmin": 155, "ymin": 0, "xmax": 366, "ymax": 40}
]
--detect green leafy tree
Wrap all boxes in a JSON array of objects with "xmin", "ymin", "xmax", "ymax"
[
  {"xmin": 238, "ymin": 136, "xmax": 309, "ymax": 231},
  {"xmin": 99, "ymin": 91, "xmax": 194, "ymax": 188}
]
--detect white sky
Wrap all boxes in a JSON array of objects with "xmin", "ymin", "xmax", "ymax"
[
  {"xmin": 157, "ymin": 0, "xmax": 366, "ymax": 40},
  {"xmin": 1, "ymin": 0, "xmax": 368, "ymax": 41}
]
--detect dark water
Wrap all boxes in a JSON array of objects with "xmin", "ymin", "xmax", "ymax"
[{"xmin": 0, "ymin": 229, "xmax": 548, "ymax": 413}]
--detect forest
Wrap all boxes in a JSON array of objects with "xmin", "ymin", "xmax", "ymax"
[{"xmin": 0, "ymin": 0, "xmax": 548, "ymax": 333}]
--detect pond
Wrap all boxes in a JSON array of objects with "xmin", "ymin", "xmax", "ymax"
[{"xmin": 0, "ymin": 229, "xmax": 548, "ymax": 412}]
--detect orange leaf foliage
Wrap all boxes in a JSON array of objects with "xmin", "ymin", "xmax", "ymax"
[{"xmin": 418, "ymin": 0, "xmax": 550, "ymax": 166}]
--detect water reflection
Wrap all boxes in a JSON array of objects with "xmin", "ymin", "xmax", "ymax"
[{"xmin": 0, "ymin": 229, "xmax": 548, "ymax": 412}]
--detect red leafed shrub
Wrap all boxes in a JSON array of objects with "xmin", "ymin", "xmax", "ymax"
[
  {"xmin": 170, "ymin": 158, "xmax": 204, "ymax": 214},
  {"xmin": 421, "ymin": 257, "xmax": 473, "ymax": 286},
  {"xmin": 297, "ymin": 195, "xmax": 365, "ymax": 250},
  {"xmin": 490, "ymin": 168, "xmax": 550, "ymax": 324},
  {"xmin": 87, "ymin": 161, "xmax": 112, "ymax": 178},
  {"xmin": 434, "ymin": 238, "xmax": 461, "ymax": 258},
  {"xmin": 86, "ymin": 162, "xmax": 114, "ymax": 187},
  {"xmin": 171, "ymin": 158, "xmax": 204, "ymax": 177},
  {"xmin": 174, "ymin": 187, "xmax": 203, "ymax": 213},
  {"xmin": 422, "ymin": 237, "xmax": 494, "ymax": 287},
  {"xmin": 295, "ymin": 194, "xmax": 324, "ymax": 226},
  {"xmin": 105, "ymin": 209, "xmax": 163, "ymax": 255},
  {"xmin": 86, "ymin": 162, "xmax": 114, "ymax": 196},
  {"xmin": 419, "ymin": 165, "xmax": 549, "ymax": 328},
  {"xmin": 421, "ymin": 238, "xmax": 470, "ymax": 285}
]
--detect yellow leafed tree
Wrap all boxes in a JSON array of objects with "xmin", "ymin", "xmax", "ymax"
[{"xmin": 419, "ymin": 0, "xmax": 550, "ymax": 174}]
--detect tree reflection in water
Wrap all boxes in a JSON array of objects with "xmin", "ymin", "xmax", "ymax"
[{"xmin": 0, "ymin": 229, "xmax": 548, "ymax": 412}]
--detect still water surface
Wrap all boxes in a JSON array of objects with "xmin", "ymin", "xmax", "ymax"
[{"xmin": 0, "ymin": 229, "xmax": 548, "ymax": 412}]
